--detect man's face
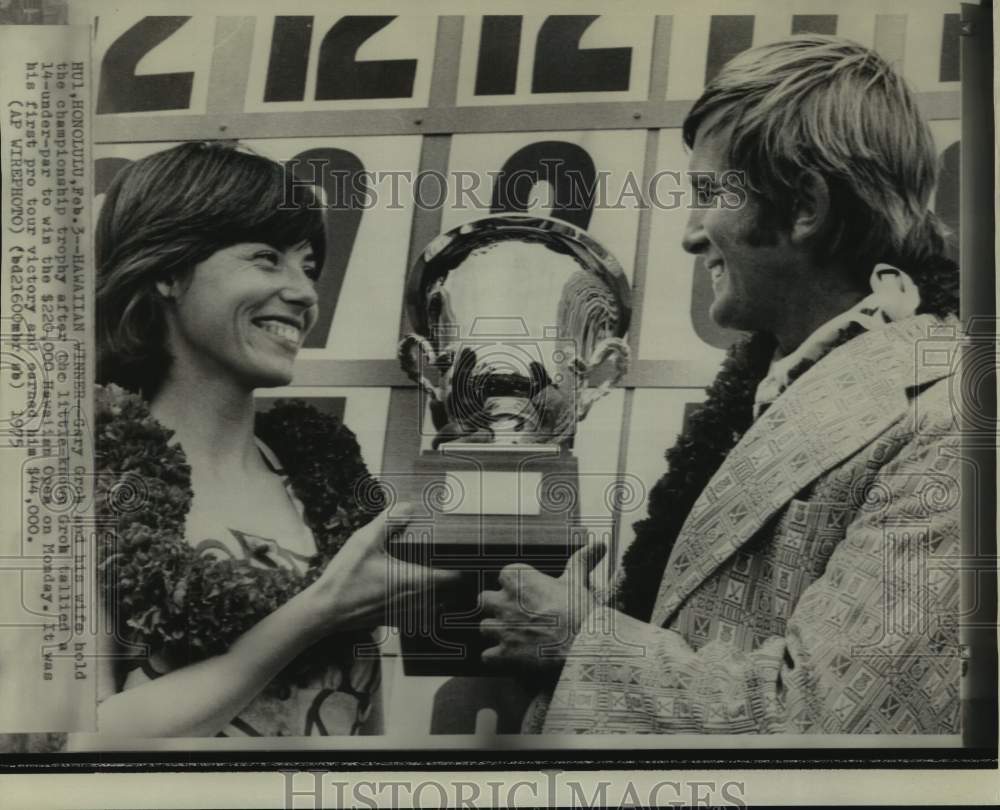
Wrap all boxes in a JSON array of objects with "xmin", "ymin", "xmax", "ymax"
[{"xmin": 681, "ymin": 123, "xmax": 800, "ymax": 335}]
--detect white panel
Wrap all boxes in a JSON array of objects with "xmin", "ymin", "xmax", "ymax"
[
  {"xmin": 927, "ymin": 119, "xmax": 961, "ymax": 215},
  {"xmin": 448, "ymin": 470, "xmax": 542, "ymax": 515},
  {"xmin": 615, "ymin": 387, "xmax": 706, "ymax": 564},
  {"xmin": 574, "ymin": 385, "xmax": 625, "ymax": 508},
  {"xmin": 663, "ymin": 13, "xmax": 713, "ymax": 100},
  {"xmin": 751, "ymin": 10, "xmax": 793, "ymax": 48},
  {"xmin": 381, "ymin": 658, "xmax": 448, "ymax": 736},
  {"xmin": 834, "ymin": 11, "xmax": 878, "ymax": 46},
  {"xmin": 573, "ymin": 387, "xmax": 625, "ymax": 590},
  {"xmin": 901, "ymin": 6, "xmax": 955, "ymax": 92},
  {"xmin": 928, "ymin": 119, "xmax": 961, "ymax": 155}
]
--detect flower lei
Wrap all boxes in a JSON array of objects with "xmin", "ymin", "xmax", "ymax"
[
  {"xmin": 614, "ymin": 331, "xmax": 775, "ymax": 620},
  {"xmin": 615, "ymin": 255, "xmax": 960, "ymax": 622},
  {"xmin": 95, "ymin": 384, "xmax": 385, "ymax": 691}
]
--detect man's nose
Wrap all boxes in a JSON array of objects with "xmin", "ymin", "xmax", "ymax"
[{"xmin": 681, "ymin": 210, "xmax": 708, "ymax": 255}]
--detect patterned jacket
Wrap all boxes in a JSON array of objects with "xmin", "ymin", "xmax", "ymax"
[{"xmin": 541, "ymin": 315, "xmax": 962, "ymax": 734}]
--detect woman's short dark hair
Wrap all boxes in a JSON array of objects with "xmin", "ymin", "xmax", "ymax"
[{"xmin": 96, "ymin": 142, "xmax": 326, "ymax": 397}]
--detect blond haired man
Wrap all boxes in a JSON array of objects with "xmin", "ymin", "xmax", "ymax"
[{"xmin": 480, "ymin": 36, "xmax": 962, "ymax": 735}]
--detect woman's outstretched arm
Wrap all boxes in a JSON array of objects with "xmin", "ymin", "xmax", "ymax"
[{"xmin": 95, "ymin": 509, "xmax": 459, "ymax": 737}]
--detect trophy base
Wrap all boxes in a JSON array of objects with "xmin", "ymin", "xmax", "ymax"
[{"xmin": 388, "ymin": 445, "xmax": 584, "ymax": 676}]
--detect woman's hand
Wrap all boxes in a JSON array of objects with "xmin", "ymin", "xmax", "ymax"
[
  {"xmin": 305, "ymin": 504, "xmax": 462, "ymax": 634},
  {"xmin": 90, "ymin": 505, "xmax": 459, "ymax": 738}
]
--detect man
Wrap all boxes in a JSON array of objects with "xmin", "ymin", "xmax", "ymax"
[{"xmin": 478, "ymin": 35, "xmax": 962, "ymax": 734}]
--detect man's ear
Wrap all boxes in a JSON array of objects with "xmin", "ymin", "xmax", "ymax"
[{"xmin": 790, "ymin": 171, "xmax": 832, "ymax": 246}]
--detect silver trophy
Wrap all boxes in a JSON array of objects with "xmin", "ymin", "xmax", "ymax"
[
  {"xmin": 398, "ymin": 214, "xmax": 631, "ymax": 448},
  {"xmin": 392, "ymin": 214, "xmax": 631, "ymax": 674}
]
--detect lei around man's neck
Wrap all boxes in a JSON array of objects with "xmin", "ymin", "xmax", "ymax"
[
  {"xmin": 614, "ymin": 332, "xmax": 776, "ymax": 621},
  {"xmin": 94, "ymin": 384, "xmax": 385, "ymax": 691},
  {"xmin": 615, "ymin": 254, "xmax": 960, "ymax": 624}
]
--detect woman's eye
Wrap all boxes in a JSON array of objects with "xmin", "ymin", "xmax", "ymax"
[
  {"xmin": 252, "ymin": 250, "xmax": 280, "ymax": 266},
  {"xmin": 304, "ymin": 265, "xmax": 320, "ymax": 282}
]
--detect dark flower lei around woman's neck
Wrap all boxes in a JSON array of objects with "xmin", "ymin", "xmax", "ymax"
[
  {"xmin": 95, "ymin": 384, "xmax": 385, "ymax": 692},
  {"xmin": 615, "ymin": 255, "xmax": 960, "ymax": 622}
]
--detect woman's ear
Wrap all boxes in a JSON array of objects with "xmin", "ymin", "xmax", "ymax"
[
  {"xmin": 155, "ymin": 276, "xmax": 179, "ymax": 300},
  {"xmin": 790, "ymin": 170, "xmax": 831, "ymax": 246}
]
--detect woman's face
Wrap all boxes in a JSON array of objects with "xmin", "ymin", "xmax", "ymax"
[{"xmin": 160, "ymin": 241, "xmax": 319, "ymax": 390}]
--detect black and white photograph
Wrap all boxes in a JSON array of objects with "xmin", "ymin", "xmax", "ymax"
[{"xmin": 0, "ymin": 0, "xmax": 995, "ymax": 806}]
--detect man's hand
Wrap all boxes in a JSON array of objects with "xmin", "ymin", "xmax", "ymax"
[{"xmin": 478, "ymin": 541, "xmax": 607, "ymax": 673}]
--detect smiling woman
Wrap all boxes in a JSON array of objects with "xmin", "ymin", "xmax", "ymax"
[
  {"xmin": 155, "ymin": 240, "xmax": 319, "ymax": 391},
  {"xmin": 96, "ymin": 142, "xmax": 327, "ymax": 399},
  {"xmin": 84, "ymin": 143, "xmax": 458, "ymax": 740}
]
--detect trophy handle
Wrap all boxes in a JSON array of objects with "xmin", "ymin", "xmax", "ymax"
[
  {"xmin": 398, "ymin": 334, "xmax": 446, "ymax": 402},
  {"xmin": 576, "ymin": 337, "xmax": 630, "ymax": 421}
]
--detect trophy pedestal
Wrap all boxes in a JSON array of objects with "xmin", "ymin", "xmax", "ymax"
[{"xmin": 388, "ymin": 443, "xmax": 584, "ymax": 676}]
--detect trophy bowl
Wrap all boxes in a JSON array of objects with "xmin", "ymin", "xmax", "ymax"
[{"xmin": 399, "ymin": 214, "xmax": 631, "ymax": 448}]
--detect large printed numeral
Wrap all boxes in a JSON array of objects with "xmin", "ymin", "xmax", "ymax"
[
  {"xmin": 263, "ymin": 17, "xmax": 313, "ymax": 103},
  {"xmin": 264, "ymin": 16, "xmax": 416, "ymax": 103},
  {"xmin": 430, "ymin": 677, "xmax": 533, "ymax": 734},
  {"xmin": 704, "ymin": 15, "xmax": 837, "ymax": 85},
  {"xmin": 474, "ymin": 15, "xmax": 631, "ymax": 96},
  {"xmin": 490, "ymin": 141, "xmax": 597, "ymax": 229},
  {"xmin": 287, "ymin": 148, "xmax": 368, "ymax": 349},
  {"xmin": 940, "ymin": 14, "xmax": 960, "ymax": 82},
  {"xmin": 474, "ymin": 16, "xmax": 521, "ymax": 96},
  {"xmin": 531, "ymin": 16, "xmax": 631, "ymax": 93},
  {"xmin": 704, "ymin": 16, "xmax": 754, "ymax": 84},
  {"xmin": 316, "ymin": 16, "xmax": 416, "ymax": 100},
  {"xmin": 94, "ymin": 157, "xmax": 133, "ymax": 197},
  {"xmin": 936, "ymin": 141, "xmax": 960, "ymax": 258},
  {"xmin": 97, "ymin": 17, "xmax": 194, "ymax": 114},
  {"xmin": 705, "ymin": 15, "xmax": 836, "ymax": 85}
]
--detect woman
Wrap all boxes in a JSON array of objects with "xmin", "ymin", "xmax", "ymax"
[{"xmin": 91, "ymin": 142, "xmax": 453, "ymax": 738}]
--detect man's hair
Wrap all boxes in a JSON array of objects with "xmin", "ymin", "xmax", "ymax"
[
  {"xmin": 96, "ymin": 142, "xmax": 326, "ymax": 397},
  {"xmin": 683, "ymin": 35, "xmax": 946, "ymax": 277}
]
